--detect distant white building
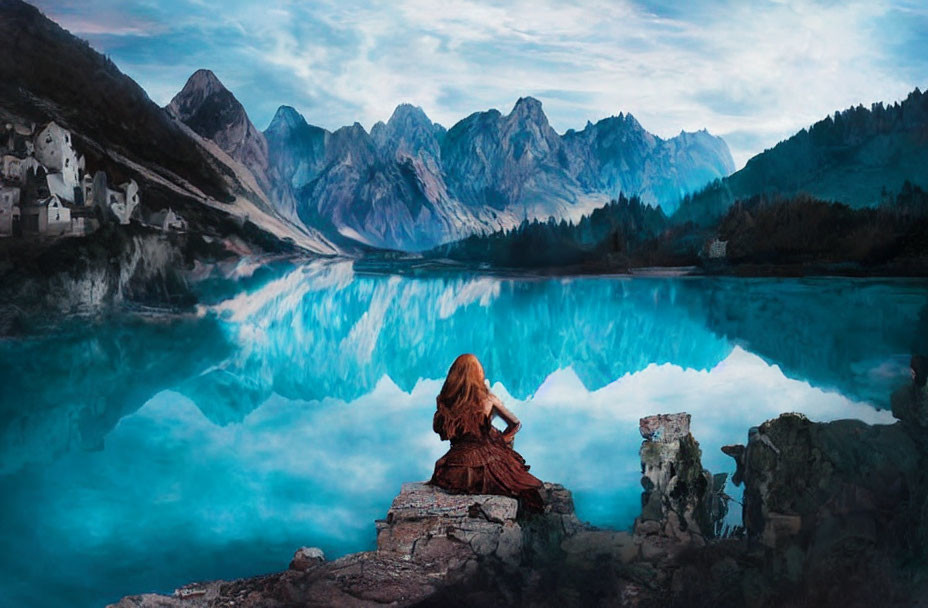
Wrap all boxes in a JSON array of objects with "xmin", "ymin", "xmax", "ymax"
[
  {"xmin": 0, "ymin": 186, "xmax": 20, "ymax": 236},
  {"xmin": 0, "ymin": 155, "xmax": 19, "ymax": 182},
  {"xmin": 46, "ymin": 171, "xmax": 78, "ymax": 203},
  {"xmin": 108, "ymin": 179, "xmax": 140, "ymax": 224},
  {"xmin": 70, "ymin": 210, "xmax": 99, "ymax": 236},
  {"xmin": 0, "ymin": 119, "xmax": 143, "ymax": 239},
  {"xmin": 150, "ymin": 207, "xmax": 187, "ymax": 232},
  {"xmin": 21, "ymin": 194, "xmax": 70, "ymax": 236},
  {"xmin": 34, "ymin": 123, "xmax": 73, "ymax": 172},
  {"xmin": 0, "ymin": 154, "xmax": 39, "ymax": 184},
  {"xmin": 708, "ymin": 239, "xmax": 728, "ymax": 259},
  {"xmin": 45, "ymin": 195, "xmax": 71, "ymax": 235},
  {"xmin": 33, "ymin": 122, "xmax": 81, "ymax": 196},
  {"xmin": 81, "ymin": 173, "xmax": 94, "ymax": 207}
]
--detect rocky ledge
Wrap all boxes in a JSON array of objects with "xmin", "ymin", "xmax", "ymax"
[{"xmin": 110, "ymin": 408, "xmax": 928, "ymax": 608}]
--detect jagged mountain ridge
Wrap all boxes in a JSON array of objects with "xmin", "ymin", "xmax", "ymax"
[
  {"xmin": 0, "ymin": 0, "xmax": 337, "ymax": 255},
  {"xmin": 266, "ymin": 103, "xmax": 529, "ymax": 251},
  {"xmin": 674, "ymin": 87, "xmax": 928, "ymax": 225},
  {"xmin": 167, "ymin": 70, "xmax": 734, "ymax": 251},
  {"xmin": 563, "ymin": 114, "xmax": 734, "ymax": 207},
  {"xmin": 261, "ymin": 96, "xmax": 733, "ymax": 250},
  {"xmin": 264, "ymin": 105, "xmax": 328, "ymax": 220}
]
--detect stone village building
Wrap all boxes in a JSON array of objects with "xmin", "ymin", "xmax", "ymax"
[
  {"xmin": 149, "ymin": 207, "xmax": 187, "ymax": 233},
  {"xmin": 707, "ymin": 238, "xmax": 728, "ymax": 259},
  {"xmin": 0, "ymin": 185, "xmax": 20, "ymax": 236},
  {"xmin": 33, "ymin": 121, "xmax": 82, "ymax": 202},
  {"xmin": 0, "ymin": 120, "xmax": 171, "ymax": 238}
]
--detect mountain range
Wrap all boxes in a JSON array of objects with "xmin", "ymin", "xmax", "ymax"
[
  {"xmin": 166, "ymin": 70, "xmax": 735, "ymax": 251},
  {"xmin": 4, "ymin": 0, "xmax": 925, "ymax": 261}
]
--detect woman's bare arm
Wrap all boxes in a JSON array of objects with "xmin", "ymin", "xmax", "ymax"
[{"xmin": 488, "ymin": 395, "xmax": 521, "ymax": 441}]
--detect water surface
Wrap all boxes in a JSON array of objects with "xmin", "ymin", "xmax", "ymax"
[{"xmin": 0, "ymin": 261, "xmax": 925, "ymax": 607}]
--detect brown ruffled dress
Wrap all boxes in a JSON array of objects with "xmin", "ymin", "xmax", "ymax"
[{"xmin": 428, "ymin": 399, "xmax": 545, "ymax": 513}]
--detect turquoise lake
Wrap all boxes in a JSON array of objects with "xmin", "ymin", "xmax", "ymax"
[{"xmin": 1, "ymin": 261, "xmax": 926, "ymax": 607}]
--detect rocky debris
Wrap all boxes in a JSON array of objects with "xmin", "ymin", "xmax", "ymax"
[
  {"xmin": 560, "ymin": 530, "xmax": 638, "ymax": 565},
  {"xmin": 376, "ymin": 481, "xmax": 589, "ymax": 571},
  {"xmin": 721, "ymin": 443, "xmax": 746, "ymax": 485},
  {"xmin": 732, "ymin": 414, "xmax": 920, "ymax": 551},
  {"xmin": 633, "ymin": 413, "xmax": 728, "ymax": 565},
  {"xmin": 109, "ymin": 551, "xmax": 439, "ymax": 608},
  {"xmin": 288, "ymin": 547, "xmax": 325, "ymax": 572}
]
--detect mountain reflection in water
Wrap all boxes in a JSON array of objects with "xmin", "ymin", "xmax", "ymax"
[{"xmin": 0, "ymin": 260, "xmax": 924, "ymax": 608}]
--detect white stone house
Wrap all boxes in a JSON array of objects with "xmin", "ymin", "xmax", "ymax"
[
  {"xmin": 107, "ymin": 179, "xmax": 140, "ymax": 224},
  {"xmin": 708, "ymin": 239, "xmax": 728, "ymax": 259},
  {"xmin": 1, "ymin": 154, "xmax": 21, "ymax": 182},
  {"xmin": 46, "ymin": 171, "xmax": 79, "ymax": 203},
  {"xmin": 34, "ymin": 122, "xmax": 81, "ymax": 196},
  {"xmin": 2, "ymin": 154, "xmax": 40, "ymax": 185},
  {"xmin": 2, "ymin": 155, "xmax": 23, "ymax": 183},
  {"xmin": 81, "ymin": 174, "xmax": 94, "ymax": 207},
  {"xmin": 20, "ymin": 195, "xmax": 71, "ymax": 236},
  {"xmin": 150, "ymin": 207, "xmax": 187, "ymax": 232},
  {"xmin": 0, "ymin": 185, "xmax": 20, "ymax": 236},
  {"xmin": 34, "ymin": 122, "xmax": 73, "ymax": 172},
  {"xmin": 45, "ymin": 195, "xmax": 71, "ymax": 235}
]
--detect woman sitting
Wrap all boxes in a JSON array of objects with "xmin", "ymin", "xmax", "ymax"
[{"xmin": 428, "ymin": 353, "xmax": 545, "ymax": 514}]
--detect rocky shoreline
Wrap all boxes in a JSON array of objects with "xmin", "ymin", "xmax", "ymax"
[{"xmin": 110, "ymin": 410, "xmax": 928, "ymax": 608}]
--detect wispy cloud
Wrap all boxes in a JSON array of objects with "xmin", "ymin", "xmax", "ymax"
[{"xmin": 31, "ymin": 0, "xmax": 928, "ymax": 168}]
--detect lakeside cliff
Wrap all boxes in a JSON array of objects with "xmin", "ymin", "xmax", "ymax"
[{"xmin": 109, "ymin": 408, "xmax": 928, "ymax": 608}]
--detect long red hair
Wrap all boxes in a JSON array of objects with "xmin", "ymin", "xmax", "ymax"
[{"xmin": 434, "ymin": 353, "xmax": 490, "ymax": 440}]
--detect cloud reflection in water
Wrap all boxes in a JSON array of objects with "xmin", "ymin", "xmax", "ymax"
[{"xmin": 0, "ymin": 265, "xmax": 921, "ymax": 608}]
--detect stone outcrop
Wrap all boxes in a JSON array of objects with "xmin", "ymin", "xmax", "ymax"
[
  {"xmin": 110, "ymin": 409, "xmax": 928, "ymax": 608},
  {"xmin": 717, "ymin": 412, "xmax": 928, "ymax": 605},
  {"xmin": 376, "ymin": 481, "xmax": 527, "ymax": 568},
  {"xmin": 633, "ymin": 413, "xmax": 728, "ymax": 564},
  {"xmin": 109, "ymin": 481, "xmax": 615, "ymax": 608}
]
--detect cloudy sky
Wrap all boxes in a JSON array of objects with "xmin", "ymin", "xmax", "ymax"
[{"xmin": 33, "ymin": 0, "xmax": 928, "ymax": 168}]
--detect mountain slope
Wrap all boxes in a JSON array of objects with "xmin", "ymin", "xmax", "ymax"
[
  {"xmin": 264, "ymin": 105, "xmax": 328, "ymax": 219},
  {"xmin": 0, "ymin": 0, "xmax": 337, "ymax": 255},
  {"xmin": 166, "ymin": 69, "xmax": 272, "ymax": 195},
  {"xmin": 675, "ymin": 88, "xmax": 928, "ymax": 225}
]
